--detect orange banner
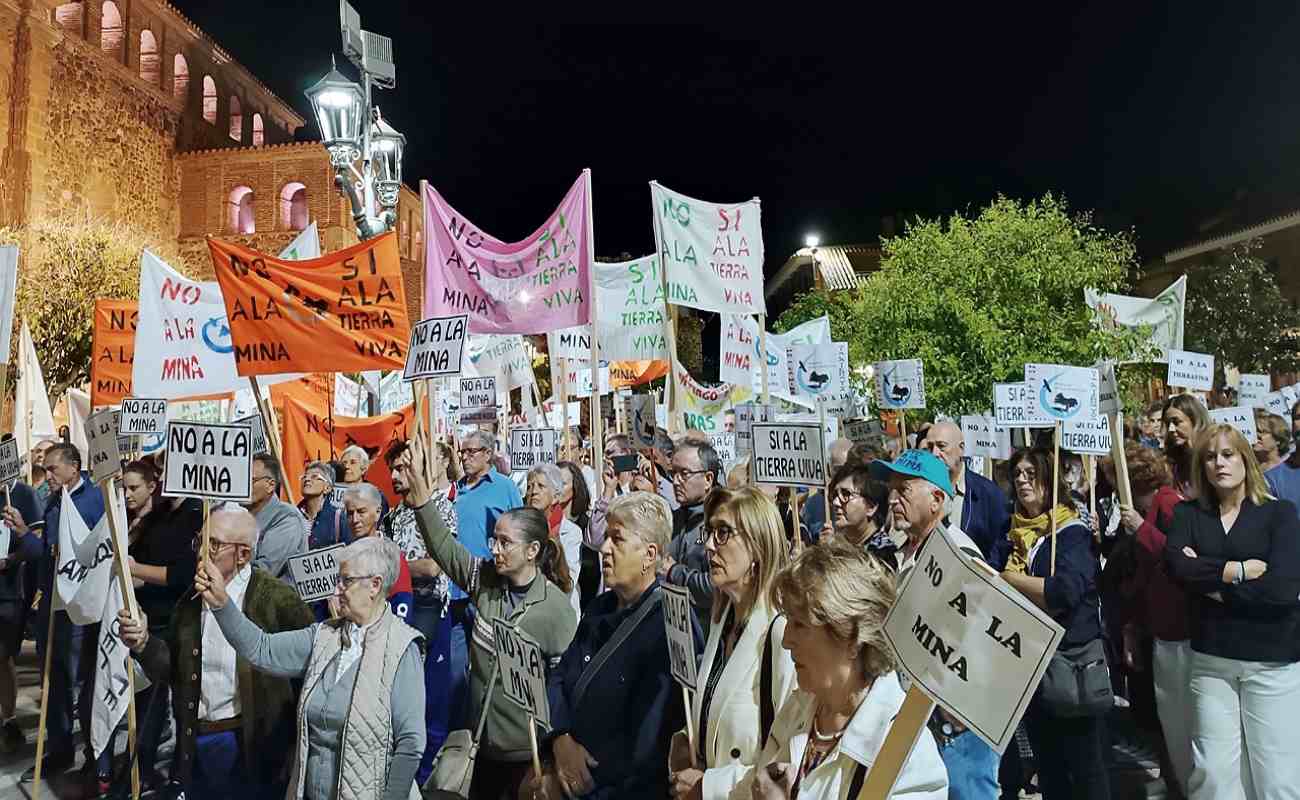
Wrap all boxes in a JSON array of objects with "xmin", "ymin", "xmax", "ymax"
[
  {"xmin": 209, "ymin": 232, "xmax": 411, "ymax": 376},
  {"xmin": 91, "ymin": 299, "xmax": 137, "ymax": 407},
  {"xmin": 280, "ymin": 394, "xmax": 413, "ymax": 507},
  {"xmin": 610, "ymin": 359, "xmax": 668, "ymax": 389}
]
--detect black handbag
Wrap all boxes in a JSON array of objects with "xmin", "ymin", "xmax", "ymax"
[{"xmin": 1039, "ymin": 637, "xmax": 1113, "ymax": 717}]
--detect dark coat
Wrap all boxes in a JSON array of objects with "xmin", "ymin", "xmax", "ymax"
[
  {"xmin": 544, "ymin": 580, "xmax": 703, "ymax": 800},
  {"xmin": 1028, "ymin": 520, "xmax": 1102, "ymax": 648},
  {"xmin": 961, "ymin": 468, "xmax": 1013, "ymax": 570}
]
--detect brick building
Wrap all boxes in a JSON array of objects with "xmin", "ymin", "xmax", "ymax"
[{"xmin": 1, "ymin": 0, "xmax": 425, "ymax": 321}]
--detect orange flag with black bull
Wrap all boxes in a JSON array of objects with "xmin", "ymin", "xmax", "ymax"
[
  {"xmin": 209, "ymin": 232, "xmax": 410, "ymax": 376},
  {"xmin": 91, "ymin": 298, "xmax": 137, "ymax": 407}
]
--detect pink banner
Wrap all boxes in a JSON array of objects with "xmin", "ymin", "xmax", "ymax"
[{"xmin": 423, "ymin": 172, "xmax": 593, "ymax": 334}]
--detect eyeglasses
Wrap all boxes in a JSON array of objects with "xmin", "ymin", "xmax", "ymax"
[
  {"xmin": 697, "ymin": 524, "xmax": 738, "ymax": 547},
  {"xmin": 459, "ymin": 447, "xmax": 488, "ymax": 457},
  {"xmin": 670, "ymin": 468, "xmax": 709, "ymax": 483},
  {"xmin": 337, "ymin": 574, "xmax": 377, "ymax": 589},
  {"xmin": 832, "ymin": 487, "xmax": 863, "ymax": 506},
  {"xmin": 191, "ymin": 537, "xmax": 244, "ymax": 555},
  {"xmin": 253, "ymin": 475, "xmax": 276, "ymax": 485},
  {"xmin": 487, "ymin": 535, "xmax": 525, "ymax": 552}
]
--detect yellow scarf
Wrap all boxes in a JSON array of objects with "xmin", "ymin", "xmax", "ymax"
[{"xmin": 1005, "ymin": 505, "xmax": 1077, "ymax": 574}]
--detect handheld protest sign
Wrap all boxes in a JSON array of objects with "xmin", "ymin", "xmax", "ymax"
[
  {"xmin": 881, "ymin": 526, "xmax": 1064, "ymax": 754},
  {"xmin": 233, "ymin": 413, "xmax": 269, "ymax": 456},
  {"xmin": 733, "ymin": 402, "xmax": 772, "ymax": 457},
  {"xmin": 1062, "ymin": 416, "xmax": 1112, "ymax": 456},
  {"xmin": 460, "ymin": 376, "xmax": 497, "ymax": 424},
  {"xmin": 162, "ymin": 421, "xmax": 253, "ymax": 502},
  {"xmin": 287, "ymin": 543, "xmax": 346, "ymax": 603},
  {"xmin": 1096, "ymin": 362, "xmax": 1122, "ymax": 416},
  {"xmin": 492, "ymin": 619, "xmax": 551, "ymax": 728},
  {"xmin": 750, "ymin": 422, "xmax": 826, "ymax": 488},
  {"xmin": 706, "ymin": 432, "xmax": 737, "ymax": 471},
  {"xmin": 1208, "ymin": 406, "xmax": 1258, "ymax": 444},
  {"xmin": 993, "ymin": 382, "xmax": 1032, "ymax": 428},
  {"xmin": 118, "ymin": 398, "xmax": 168, "ymax": 437},
  {"xmin": 1166, "ymin": 349, "xmax": 1215, "ymax": 392},
  {"xmin": 87, "ymin": 407, "xmax": 124, "ymax": 484},
  {"xmin": 960, "ymin": 415, "xmax": 1011, "ymax": 461},
  {"xmin": 0, "ymin": 438, "xmax": 20, "ymax": 488},
  {"xmin": 873, "ymin": 359, "xmax": 926, "ymax": 410},
  {"xmin": 509, "ymin": 428, "xmax": 559, "ymax": 472},
  {"xmin": 661, "ymin": 582, "xmax": 699, "ymax": 768},
  {"xmin": 629, "ymin": 394, "xmax": 657, "ymax": 447},
  {"xmin": 403, "ymin": 314, "xmax": 468, "ymax": 381},
  {"xmin": 1023, "ymin": 364, "xmax": 1100, "ymax": 425},
  {"xmin": 786, "ymin": 342, "xmax": 850, "ymax": 412}
]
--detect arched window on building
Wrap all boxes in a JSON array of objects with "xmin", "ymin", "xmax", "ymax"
[
  {"xmin": 139, "ymin": 29, "xmax": 159, "ymax": 85},
  {"xmin": 100, "ymin": 1, "xmax": 123, "ymax": 59},
  {"xmin": 229, "ymin": 95, "xmax": 242, "ymax": 141},
  {"xmin": 54, "ymin": 2, "xmax": 83, "ymax": 35},
  {"xmin": 202, "ymin": 75, "xmax": 217, "ymax": 124},
  {"xmin": 229, "ymin": 186, "xmax": 255, "ymax": 234},
  {"xmin": 252, "ymin": 113, "xmax": 264, "ymax": 146},
  {"xmin": 173, "ymin": 53, "xmax": 189, "ymax": 101},
  {"xmin": 280, "ymin": 183, "xmax": 308, "ymax": 231}
]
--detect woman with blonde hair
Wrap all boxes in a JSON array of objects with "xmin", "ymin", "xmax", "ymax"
[
  {"xmin": 668, "ymin": 487, "xmax": 797, "ymax": 800},
  {"xmin": 1165, "ymin": 424, "xmax": 1300, "ymax": 798},
  {"xmin": 751, "ymin": 542, "xmax": 947, "ymax": 799}
]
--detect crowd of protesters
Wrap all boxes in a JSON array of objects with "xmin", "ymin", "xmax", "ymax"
[{"xmin": 1, "ymin": 386, "xmax": 1297, "ymax": 800}]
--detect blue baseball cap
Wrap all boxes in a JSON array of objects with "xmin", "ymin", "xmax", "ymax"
[{"xmin": 868, "ymin": 449, "xmax": 954, "ymax": 497}]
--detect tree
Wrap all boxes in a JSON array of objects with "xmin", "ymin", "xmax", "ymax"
[
  {"xmin": 1183, "ymin": 239, "xmax": 1300, "ymax": 387},
  {"xmin": 0, "ymin": 218, "xmax": 180, "ymax": 399},
  {"xmin": 778, "ymin": 194, "xmax": 1153, "ymax": 415}
]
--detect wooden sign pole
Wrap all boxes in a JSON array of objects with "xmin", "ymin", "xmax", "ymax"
[
  {"xmin": 248, "ymin": 376, "xmax": 294, "ymax": 504},
  {"xmin": 856, "ymin": 686, "xmax": 936, "ymax": 799},
  {"xmin": 1108, "ymin": 412, "xmax": 1133, "ymax": 508},
  {"xmin": 31, "ymin": 547, "xmax": 58, "ymax": 800},
  {"xmin": 102, "ymin": 479, "xmax": 141, "ymax": 800},
  {"xmin": 1050, "ymin": 421, "xmax": 1061, "ymax": 577},
  {"xmin": 682, "ymin": 686, "xmax": 697, "ymax": 767}
]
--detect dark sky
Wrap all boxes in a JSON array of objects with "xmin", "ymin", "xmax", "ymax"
[{"xmin": 172, "ymin": 5, "xmax": 1300, "ymax": 273}]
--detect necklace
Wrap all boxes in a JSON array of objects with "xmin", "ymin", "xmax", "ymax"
[{"xmin": 810, "ymin": 714, "xmax": 846, "ymax": 742}]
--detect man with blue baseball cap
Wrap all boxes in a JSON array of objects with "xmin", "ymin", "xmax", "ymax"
[{"xmin": 870, "ymin": 448, "xmax": 1001, "ymax": 800}]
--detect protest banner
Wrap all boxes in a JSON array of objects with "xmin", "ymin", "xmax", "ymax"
[
  {"xmin": 1166, "ymin": 349, "xmax": 1215, "ymax": 392},
  {"xmin": 209, "ymin": 231, "xmax": 411, "ymax": 375},
  {"xmin": 0, "ymin": 439, "xmax": 18, "ymax": 487},
  {"xmin": 162, "ymin": 421, "xmax": 253, "ymax": 502},
  {"xmin": 609, "ymin": 359, "xmax": 669, "ymax": 389},
  {"xmin": 707, "ymin": 432, "xmax": 737, "ymax": 469},
  {"xmin": 1208, "ymin": 406, "xmax": 1258, "ymax": 444},
  {"xmin": 672, "ymin": 362, "xmax": 739, "ymax": 432},
  {"xmin": 509, "ymin": 428, "xmax": 559, "ymax": 472},
  {"xmin": 460, "ymin": 376, "xmax": 498, "ymax": 424},
  {"xmin": 233, "ymin": 413, "xmax": 268, "ymax": 455},
  {"xmin": 548, "ymin": 326, "xmax": 592, "ymax": 362},
  {"xmin": 467, "ymin": 333, "xmax": 536, "ymax": 393},
  {"xmin": 15, "ymin": 320, "xmax": 56, "ymax": 468},
  {"xmin": 786, "ymin": 342, "xmax": 850, "ymax": 412},
  {"xmin": 650, "ymin": 182, "xmax": 764, "ymax": 315},
  {"xmin": 960, "ymin": 415, "xmax": 1011, "ymax": 460},
  {"xmin": 1023, "ymin": 364, "xmax": 1101, "ymax": 424},
  {"xmin": 734, "ymin": 402, "xmax": 774, "ymax": 456},
  {"xmin": 119, "ymin": 398, "xmax": 167, "ymax": 436},
  {"xmin": 91, "ymin": 298, "xmax": 137, "ymax": 407},
  {"xmin": 403, "ymin": 314, "xmax": 468, "ymax": 381},
  {"xmin": 422, "ymin": 173, "xmax": 593, "ymax": 334},
  {"xmin": 564, "ymin": 364, "xmax": 611, "ymax": 399},
  {"xmin": 380, "ymin": 370, "xmax": 416, "ymax": 413},
  {"xmin": 882, "ymin": 526, "xmax": 1064, "ymax": 753},
  {"xmin": 1062, "ymin": 416, "xmax": 1113, "ymax": 456},
  {"xmin": 719, "ymin": 315, "xmax": 831, "ymax": 403},
  {"xmin": 874, "ymin": 359, "xmax": 926, "ymax": 410},
  {"xmin": 1263, "ymin": 392, "xmax": 1289, "ymax": 419},
  {"xmin": 1085, "ymin": 276, "xmax": 1185, "ymax": 361},
  {"xmin": 751, "ymin": 422, "xmax": 826, "ymax": 488},
  {"xmin": 86, "ymin": 407, "xmax": 123, "ymax": 484},
  {"xmin": 1238, "ymin": 374, "xmax": 1270, "ymax": 408},
  {"xmin": 493, "ymin": 619, "xmax": 552, "ymax": 728},
  {"xmin": 280, "ymin": 395, "xmax": 413, "ymax": 506},
  {"xmin": 586, "ymin": 255, "xmax": 670, "ymax": 361},
  {"xmin": 287, "ymin": 543, "xmax": 346, "ymax": 603}
]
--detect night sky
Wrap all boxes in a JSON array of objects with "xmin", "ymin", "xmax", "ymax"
[{"xmin": 172, "ymin": 5, "xmax": 1300, "ymax": 277}]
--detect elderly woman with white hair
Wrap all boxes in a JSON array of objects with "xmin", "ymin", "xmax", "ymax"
[
  {"xmin": 340, "ymin": 444, "xmax": 372, "ymax": 485},
  {"xmin": 193, "ymin": 533, "xmax": 425, "ymax": 800},
  {"xmin": 527, "ymin": 463, "xmax": 583, "ymax": 617},
  {"xmin": 527, "ymin": 491, "xmax": 704, "ymax": 800},
  {"xmin": 343, "ymin": 481, "xmax": 414, "ymax": 623}
]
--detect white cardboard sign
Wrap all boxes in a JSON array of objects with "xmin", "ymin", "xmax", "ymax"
[
  {"xmin": 118, "ymin": 398, "xmax": 167, "ymax": 436},
  {"xmin": 509, "ymin": 428, "xmax": 558, "ymax": 472},
  {"xmin": 86, "ymin": 407, "xmax": 123, "ymax": 484},
  {"xmin": 493, "ymin": 619, "xmax": 552, "ymax": 728},
  {"xmin": 842, "ymin": 417, "xmax": 885, "ymax": 447},
  {"xmin": 460, "ymin": 376, "xmax": 498, "ymax": 424},
  {"xmin": 706, "ymin": 432, "xmax": 737, "ymax": 468},
  {"xmin": 734, "ymin": 402, "xmax": 773, "ymax": 456},
  {"xmin": 403, "ymin": 315, "xmax": 468, "ymax": 381},
  {"xmin": 0, "ymin": 439, "xmax": 20, "ymax": 486},
  {"xmin": 233, "ymin": 414, "xmax": 268, "ymax": 456},
  {"xmin": 750, "ymin": 422, "xmax": 826, "ymax": 488},
  {"xmin": 993, "ymin": 382, "xmax": 1032, "ymax": 427},
  {"xmin": 287, "ymin": 543, "xmax": 345, "ymax": 603},
  {"xmin": 1023, "ymin": 364, "xmax": 1101, "ymax": 424},
  {"xmin": 1096, "ymin": 362, "xmax": 1121, "ymax": 416},
  {"xmin": 161, "ymin": 421, "xmax": 253, "ymax": 502},
  {"xmin": 1238, "ymin": 374, "xmax": 1270, "ymax": 408},
  {"xmin": 960, "ymin": 415, "xmax": 1011, "ymax": 460},
  {"xmin": 1062, "ymin": 416, "xmax": 1113, "ymax": 456},
  {"xmin": 1208, "ymin": 406, "xmax": 1258, "ymax": 444},
  {"xmin": 661, "ymin": 583, "xmax": 698, "ymax": 690},
  {"xmin": 874, "ymin": 359, "xmax": 926, "ymax": 410},
  {"xmin": 882, "ymin": 526, "xmax": 1064, "ymax": 753},
  {"xmin": 1166, "ymin": 349, "xmax": 1215, "ymax": 391},
  {"xmin": 629, "ymin": 394, "xmax": 657, "ymax": 447},
  {"xmin": 786, "ymin": 342, "xmax": 850, "ymax": 412},
  {"xmin": 1264, "ymin": 392, "xmax": 1290, "ymax": 419}
]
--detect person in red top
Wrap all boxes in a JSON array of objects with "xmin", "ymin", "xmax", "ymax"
[
  {"xmin": 1109, "ymin": 444, "xmax": 1190, "ymax": 798},
  {"xmin": 343, "ymin": 482, "xmax": 413, "ymax": 623}
]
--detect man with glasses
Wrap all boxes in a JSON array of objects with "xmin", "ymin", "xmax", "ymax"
[
  {"xmin": 298, "ymin": 461, "xmax": 346, "ymax": 549},
  {"xmin": 119, "ymin": 504, "xmax": 313, "ymax": 800},
  {"xmin": 922, "ymin": 420, "xmax": 1012, "ymax": 568},
  {"xmin": 663, "ymin": 440, "xmax": 722, "ymax": 623},
  {"xmin": 244, "ymin": 454, "xmax": 309, "ymax": 586}
]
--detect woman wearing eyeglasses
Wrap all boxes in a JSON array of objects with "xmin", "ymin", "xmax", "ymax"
[
  {"xmin": 300, "ymin": 460, "xmax": 347, "ymax": 549},
  {"xmin": 667, "ymin": 487, "xmax": 797, "ymax": 800},
  {"xmin": 824, "ymin": 464, "xmax": 898, "ymax": 569}
]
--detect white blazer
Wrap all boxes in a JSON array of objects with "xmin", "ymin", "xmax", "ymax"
[
  {"xmin": 680, "ymin": 599, "xmax": 798, "ymax": 800},
  {"xmin": 756, "ymin": 672, "xmax": 948, "ymax": 800}
]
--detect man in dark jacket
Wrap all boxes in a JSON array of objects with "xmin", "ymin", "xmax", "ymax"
[
  {"xmin": 923, "ymin": 421, "xmax": 1012, "ymax": 569},
  {"xmin": 0, "ymin": 469, "xmax": 43, "ymax": 753},
  {"xmin": 662, "ymin": 440, "xmax": 721, "ymax": 623}
]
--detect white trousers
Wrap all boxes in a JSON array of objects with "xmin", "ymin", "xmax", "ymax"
[
  {"xmin": 1152, "ymin": 638, "xmax": 1193, "ymax": 794},
  {"xmin": 1187, "ymin": 650, "xmax": 1300, "ymax": 800}
]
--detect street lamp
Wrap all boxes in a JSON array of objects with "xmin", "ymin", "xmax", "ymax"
[
  {"xmin": 804, "ymin": 234, "xmax": 821, "ymax": 249},
  {"xmin": 369, "ymin": 107, "xmax": 406, "ymax": 214},
  {"xmin": 305, "ymin": 60, "xmax": 365, "ymax": 168}
]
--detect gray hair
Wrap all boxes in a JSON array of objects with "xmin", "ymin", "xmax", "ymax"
[
  {"xmin": 528, "ymin": 463, "xmax": 565, "ymax": 493},
  {"xmin": 605, "ymin": 492, "xmax": 673, "ymax": 568},
  {"xmin": 303, "ymin": 460, "xmax": 335, "ymax": 489},
  {"xmin": 341, "ymin": 445, "xmax": 371, "ymax": 470},
  {"xmin": 342, "ymin": 482, "xmax": 384, "ymax": 510},
  {"xmin": 463, "ymin": 429, "xmax": 496, "ymax": 452},
  {"xmin": 210, "ymin": 502, "xmax": 257, "ymax": 547},
  {"xmin": 679, "ymin": 440, "xmax": 723, "ymax": 484},
  {"xmin": 338, "ymin": 536, "xmax": 401, "ymax": 596}
]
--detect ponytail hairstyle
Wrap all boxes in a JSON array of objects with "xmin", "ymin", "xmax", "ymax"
[{"xmin": 500, "ymin": 507, "xmax": 573, "ymax": 594}]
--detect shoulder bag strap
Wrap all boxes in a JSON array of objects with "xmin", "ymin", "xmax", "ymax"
[
  {"xmin": 847, "ymin": 762, "xmax": 868, "ymax": 797},
  {"xmin": 759, "ymin": 614, "xmax": 780, "ymax": 747},
  {"xmin": 572, "ymin": 588, "xmax": 663, "ymax": 708},
  {"xmin": 471, "ymin": 657, "xmax": 500, "ymax": 745}
]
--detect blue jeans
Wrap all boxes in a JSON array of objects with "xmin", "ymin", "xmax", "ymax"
[
  {"xmin": 448, "ymin": 602, "xmax": 474, "ymax": 733},
  {"xmin": 190, "ymin": 731, "xmax": 251, "ymax": 800},
  {"xmin": 940, "ymin": 730, "xmax": 1000, "ymax": 799},
  {"xmin": 35, "ymin": 607, "xmax": 84, "ymax": 758},
  {"xmin": 409, "ymin": 602, "xmax": 452, "ymax": 785}
]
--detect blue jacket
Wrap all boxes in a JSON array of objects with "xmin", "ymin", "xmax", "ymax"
[
  {"xmin": 1028, "ymin": 520, "xmax": 1102, "ymax": 648},
  {"xmin": 303, "ymin": 495, "xmax": 349, "ymax": 549},
  {"xmin": 960, "ymin": 468, "xmax": 1012, "ymax": 570},
  {"xmin": 545, "ymin": 580, "xmax": 703, "ymax": 800},
  {"xmin": 39, "ymin": 474, "xmax": 106, "ymax": 595}
]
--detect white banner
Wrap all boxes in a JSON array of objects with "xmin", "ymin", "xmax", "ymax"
[
  {"xmin": 1085, "ymin": 275, "xmax": 1185, "ymax": 362},
  {"xmin": 162, "ymin": 421, "xmax": 253, "ymax": 501},
  {"xmin": 874, "ymin": 359, "xmax": 927, "ymax": 410},
  {"xmin": 547, "ymin": 327, "xmax": 591, "ymax": 363},
  {"xmin": 661, "ymin": 583, "xmax": 698, "ymax": 689},
  {"xmin": 671, "ymin": 363, "xmax": 737, "ymax": 432},
  {"xmin": 54, "ymin": 489, "xmax": 114, "ymax": 625},
  {"xmin": 493, "ymin": 619, "xmax": 553, "ymax": 727},
  {"xmin": 786, "ymin": 342, "xmax": 850, "ymax": 412},
  {"xmin": 403, "ymin": 315, "xmax": 468, "ymax": 381},
  {"xmin": 380, "ymin": 370, "xmax": 415, "ymax": 414},
  {"xmin": 467, "ymin": 334, "xmax": 535, "ymax": 393},
  {"xmin": 0, "ymin": 246, "xmax": 17, "ymax": 362},
  {"xmin": 719, "ymin": 315, "xmax": 831, "ymax": 404},
  {"xmin": 1166, "ymin": 349, "xmax": 1215, "ymax": 392},
  {"xmin": 1209, "ymin": 406, "xmax": 1258, "ymax": 444},
  {"xmin": 276, "ymin": 222, "xmax": 322, "ymax": 261},
  {"xmin": 1023, "ymin": 364, "xmax": 1101, "ymax": 425},
  {"xmin": 651, "ymin": 182, "xmax": 764, "ymax": 315},
  {"xmin": 287, "ymin": 543, "xmax": 345, "ymax": 603},
  {"xmin": 960, "ymin": 415, "xmax": 1011, "ymax": 460},
  {"xmin": 751, "ymin": 422, "xmax": 826, "ymax": 488},
  {"xmin": 91, "ymin": 581, "xmax": 132, "ymax": 758},
  {"xmin": 596, "ymin": 255, "xmax": 670, "ymax": 361}
]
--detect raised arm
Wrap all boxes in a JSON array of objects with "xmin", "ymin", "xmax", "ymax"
[{"xmin": 211, "ymin": 600, "xmax": 316, "ymax": 679}]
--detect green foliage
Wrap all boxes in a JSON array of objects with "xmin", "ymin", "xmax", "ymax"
[
  {"xmin": 1183, "ymin": 240, "xmax": 1300, "ymax": 386},
  {"xmin": 778, "ymin": 194, "xmax": 1152, "ymax": 416}
]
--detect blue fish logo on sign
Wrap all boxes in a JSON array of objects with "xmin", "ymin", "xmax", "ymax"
[
  {"xmin": 141, "ymin": 431, "xmax": 165, "ymax": 454},
  {"xmin": 882, "ymin": 368, "xmax": 911, "ymax": 408},
  {"xmin": 202, "ymin": 316, "xmax": 234, "ymax": 354},
  {"xmin": 796, "ymin": 359, "xmax": 832, "ymax": 396},
  {"xmin": 1039, "ymin": 373, "xmax": 1082, "ymax": 420}
]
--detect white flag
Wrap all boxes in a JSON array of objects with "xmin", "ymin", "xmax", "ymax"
[
  {"xmin": 276, "ymin": 222, "xmax": 321, "ymax": 261},
  {"xmin": 65, "ymin": 387, "xmax": 92, "ymax": 457},
  {"xmin": 1085, "ymin": 276, "xmax": 1186, "ymax": 362},
  {"xmin": 54, "ymin": 489, "xmax": 114, "ymax": 625},
  {"xmin": 0, "ymin": 246, "xmax": 18, "ymax": 362},
  {"xmin": 15, "ymin": 319, "xmax": 56, "ymax": 460},
  {"xmin": 91, "ymin": 581, "xmax": 132, "ymax": 758}
]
